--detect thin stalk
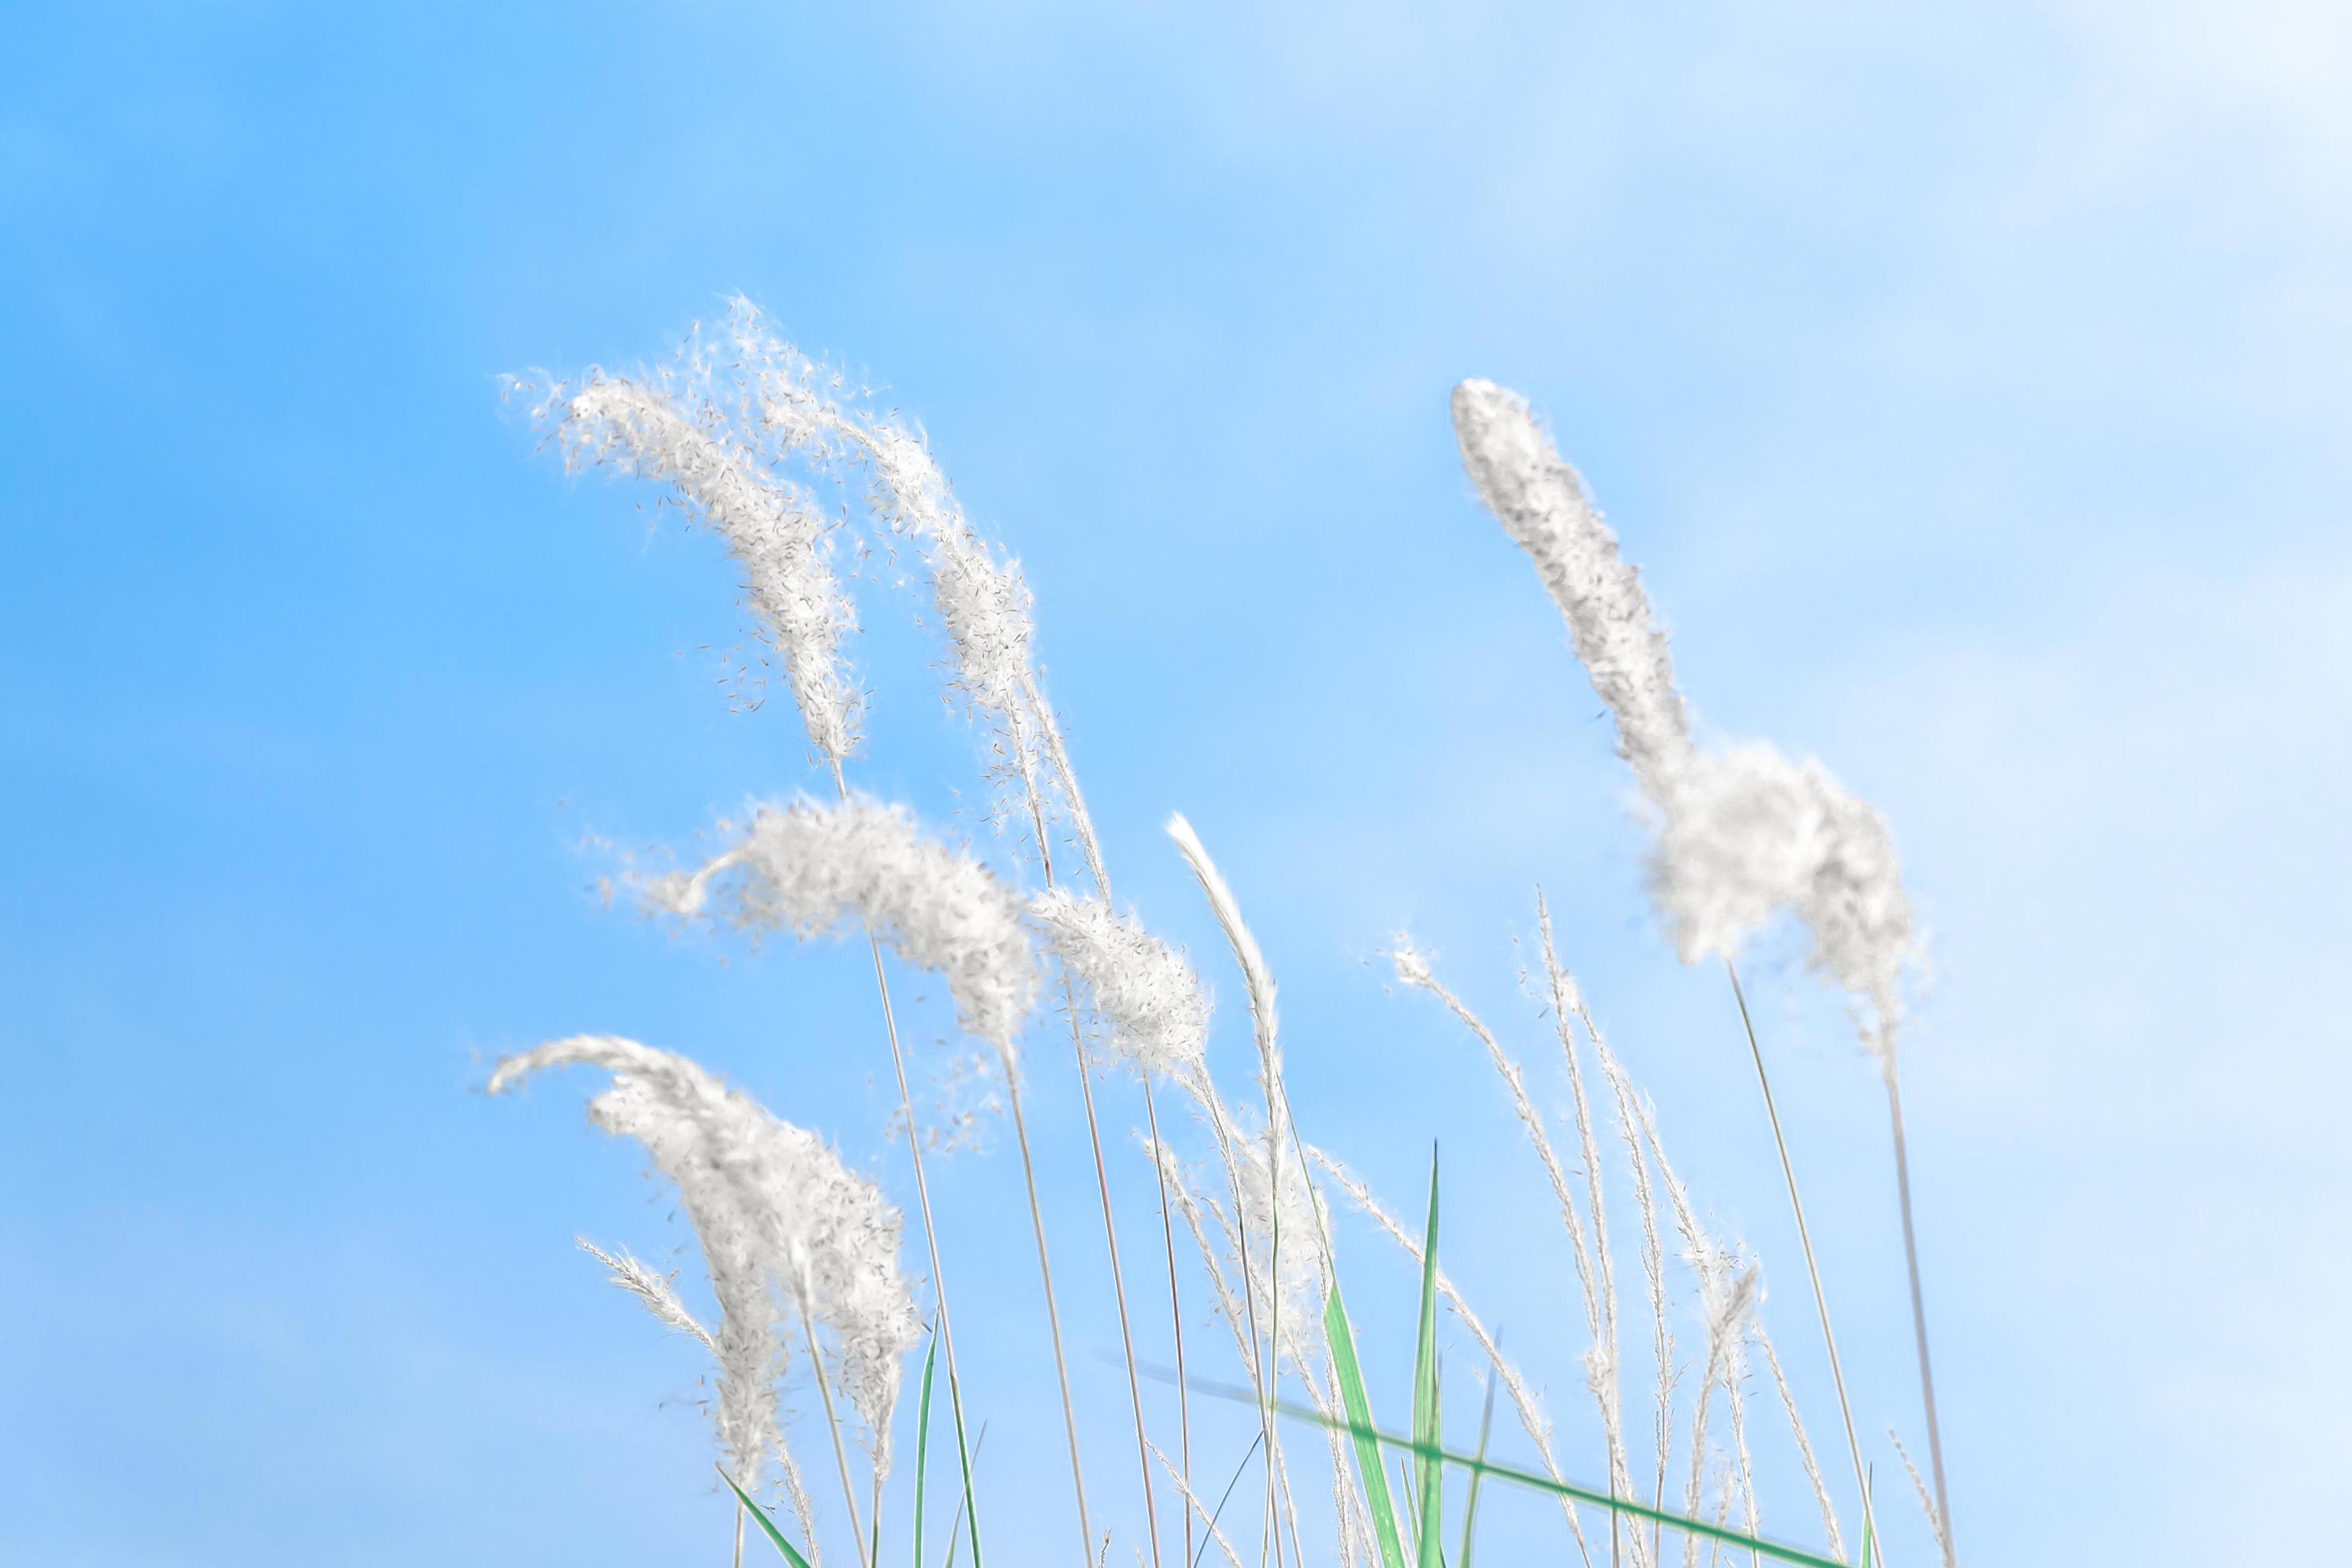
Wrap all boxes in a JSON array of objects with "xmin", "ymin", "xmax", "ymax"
[
  {"xmin": 1148, "ymin": 1081, "xmax": 1197, "ymax": 1568},
  {"xmin": 1013, "ymin": 674, "xmax": 1156, "ymax": 1568},
  {"xmin": 1263, "ymin": 1117, "xmax": 1282, "ymax": 1568},
  {"xmin": 796, "ymin": 1294, "xmax": 870, "ymax": 1568},
  {"xmin": 1223, "ymin": 1150, "xmax": 1278, "ymax": 1568},
  {"xmin": 1726, "ymin": 964, "xmax": 1875, "ymax": 1562},
  {"xmin": 735, "ymin": 1501, "xmax": 746, "ymax": 1568},
  {"xmin": 826, "ymin": 757, "xmax": 985, "ymax": 1568},
  {"xmin": 1030, "ymin": 802, "xmax": 1165, "ymax": 1568},
  {"xmin": 1002, "ymin": 1066, "xmax": 1097, "ymax": 1567},
  {"xmin": 1065, "ymin": 1007, "xmax": 1164, "ymax": 1568},
  {"xmin": 1881, "ymin": 1066, "xmax": 1953, "ymax": 1567}
]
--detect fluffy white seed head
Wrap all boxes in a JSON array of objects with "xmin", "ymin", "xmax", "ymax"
[
  {"xmin": 1030, "ymin": 888, "xmax": 1212, "ymax": 1092},
  {"xmin": 490, "ymin": 1035, "xmax": 786, "ymax": 1490},
  {"xmin": 722, "ymin": 299, "xmax": 1062, "ymax": 838},
  {"xmin": 1654, "ymin": 745, "xmax": 1913, "ymax": 1048},
  {"xmin": 1451, "ymin": 378, "xmax": 1694, "ymax": 801},
  {"xmin": 1233, "ymin": 1126, "xmax": 1329, "ymax": 1345},
  {"xmin": 492, "ymin": 1036, "xmax": 920, "ymax": 1480},
  {"xmin": 642, "ymin": 796, "xmax": 1037, "ymax": 1056},
  {"xmin": 532, "ymin": 364, "xmax": 864, "ymax": 761},
  {"xmin": 1452, "ymin": 378, "xmax": 1921, "ymax": 1056}
]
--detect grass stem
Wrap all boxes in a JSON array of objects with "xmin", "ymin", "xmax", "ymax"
[
  {"xmin": 1725, "ymin": 963, "xmax": 1876, "ymax": 1563},
  {"xmin": 1879, "ymin": 1066, "xmax": 1953, "ymax": 1566}
]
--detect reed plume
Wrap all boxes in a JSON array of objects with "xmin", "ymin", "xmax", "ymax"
[
  {"xmin": 1452, "ymin": 377, "xmax": 1949, "ymax": 1562},
  {"xmin": 490, "ymin": 1034, "xmax": 920, "ymax": 1547}
]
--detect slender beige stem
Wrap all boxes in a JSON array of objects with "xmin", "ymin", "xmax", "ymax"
[
  {"xmin": 1882, "ymin": 1066, "xmax": 1954, "ymax": 1567},
  {"xmin": 1726, "ymin": 964, "xmax": 1876, "ymax": 1563},
  {"xmin": 734, "ymin": 1501, "xmax": 746, "ymax": 1568},
  {"xmin": 1062, "ymin": 976, "xmax": 1165, "ymax": 1568},
  {"xmin": 1026, "ymin": 755, "xmax": 1165, "ymax": 1568},
  {"xmin": 797, "ymin": 1294, "xmax": 870, "ymax": 1568},
  {"xmin": 1146, "ymin": 1082, "xmax": 1195, "ymax": 1568},
  {"xmin": 827, "ymin": 757, "xmax": 984, "ymax": 1568},
  {"xmin": 1004, "ymin": 1065, "xmax": 1097, "ymax": 1567}
]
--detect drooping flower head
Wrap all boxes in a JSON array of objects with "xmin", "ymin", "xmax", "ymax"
[
  {"xmin": 642, "ymin": 796, "xmax": 1038, "ymax": 1060},
  {"xmin": 1451, "ymin": 379, "xmax": 1919, "ymax": 1058},
  {"xmin": 1029, "ymin": 887, "xmax": 1212, "ymax": 1097},
  {"xmin": 514, "ymin": 328, "xmax": 865, "ymax": 762},
  {"xmin": 490, "ymin": 1035, "xmax": 921, "ymax": 1479}
]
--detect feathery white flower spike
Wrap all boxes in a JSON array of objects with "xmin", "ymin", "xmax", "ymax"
[
  {"xmin": 578, "ymin": 1237, "xmax": 719, "ymax": 1355},
  {"xmin": 1450, "ymin": 378, "xmax": 1916, "ymax": 1061},
  {"xmin": 530, "ymin": 363, "xmax": 864, "ymax": 762},
  {"xmin": 491, "ymin": 1036, "xmax": 921, "ymax": 1487},
  {"xmin": 1029, "ymin": 887, "xmax": 1213, "ymax": 1095},
  {"xmin": 642, "ymin": 796, "xmax": 1038, "ymax": 1058},
  {"xmin": 720, "ymin": 299, "xmax": 1083, "ymax": 871},
  {"xmin": 490, "ymin": 1036, "xmax": 789, "ymax": 1494}
]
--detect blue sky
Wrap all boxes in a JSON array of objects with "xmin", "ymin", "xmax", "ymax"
[{"xmin": 6, "ymin": 3, "xmax": 2349, "ymax": 1564}]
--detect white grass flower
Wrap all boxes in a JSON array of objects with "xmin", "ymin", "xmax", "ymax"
[
  {"xmin": 490, "ymin": 1035, "xmax": 921, "ymax": 1482},
  {"xmin": 1451, "ymin": 378, "xmax": 1918, "ymax": 1057},
  {"xmin": 528, "ymin": 365, "xmax": 863, "ymax": 762},
  {"xmin": 1029, "ymin": 887, "xmax": 1212, "ymax": 1093},
  {"xmin": 578, "ymin": 1237, "xmax": 718, "ymax": 1355},
  {"xmin": 1449, "ymin": 378, "xmax": 1693, "ymax": 802},
  {"xmin": 718, "ymin": 299, "xmax": 1070, "ymax": 850},
  {"xmin": 642, "ymin": 796, "xmax": 1037, "ymax": 1057},
  {"xmin": 489, "ymin": 1035, "xmax": 788, "ymax": 1494}
]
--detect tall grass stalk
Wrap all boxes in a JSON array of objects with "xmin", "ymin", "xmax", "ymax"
[
  {"xmin": 1453, "ymin": 378, "xmax": 1948, "ymax": 1562},
  {"xmin": 1533, "ymin": 898, "xmax": 1634, "ymax": 1568},
  {"xmin": 1879, "ymin": 1068, "xmax": 1952, "ymax": 1565},
  {"xmin": 1726, "ymin": 964, "xmax": 1874, "ymax": 1562},
  {"xmin": 822, "ymin": 757, "xmax": 989, "ymax": 1568},
  {"xmin": 1146, "ymin": 1081, "xmax": 1196, "ymax": 1568},
  {"xmin": 1018, "ymin": 703, "xmax": 1166, "ymax": 1568},
  {"xmin": 795, "ymin": 1294, "xmax": 870, "ymax": 1568}
]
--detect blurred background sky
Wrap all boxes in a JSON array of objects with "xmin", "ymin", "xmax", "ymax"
[{"xmin": 6, "ymin": 3, "xmax": 2349, "ymax": 1564}]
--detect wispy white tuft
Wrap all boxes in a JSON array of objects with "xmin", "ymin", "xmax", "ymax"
[
  {"xmin": 1451, "ymin": 378, "xmax": 1918, "ymax": 1058},
  {"xmin": 578, "ymin": 1237, "xmax": 718, "ymax": 1355},
  {"xmin": 1655, "ymin": 744, "xmax": 1912, "ymax": 1050},
  {"xmin": 1164, "ymin": 814, "xmax": 1279, "ymax": 1082},
  {"xmin": 642, "ymin": 796, "xmax": 1037, "ymax": 1056},
  {"xmin": 1449, "ymin": 378, "xmax": 1694, "ymax": 800},
  {"xmin": 1030, "ymin": 887, "xmax": 1212, "ymax": 1092},
  {"xmin": 491, "ymin": 1036, "xmax": 921, "ymax": 1480},
  {"xmin": 489, "ymin": 1035, "xmax": 786, "ymax": 1492},
  {"xmin": 519, "ymin": 352, "xmax": 863, "ymax": 761}
]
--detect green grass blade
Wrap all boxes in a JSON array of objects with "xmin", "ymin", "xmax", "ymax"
[
  {"xmin": 1858, "ymin": 1466, "xmax": 1876, "ymax": 1568},
  {"xmin": 1458, "ymin": 1356, "xmax": 1499, "ymax": 1568},
  {"xmin": 1192, "ymin": 1430, "xmax": 1266, "ymax": 1568},
  {"xmin": 942, "ymin": 1421, "xmax": 987, "ymax": 1568},
  {"xmin": 718, "ymin": 1466, "xmax": 816, "ymax": 1568},
  {"xmin": 1323, "ymin": 1283, "xmax": 1407, "ymax": 1568},
  {"xmin": 914, "ymin": 1330, "xmax": 938, "ymax": 1568},
  {"xmin": 1411, "ymin": 1148, "xmax": 1442, "ymax": 1568},
  {"xmin": 947, "ymin": 1373, "xmax": 984, "ymax": 1568},
  {"xmin": 1253, "ymin": 1398, "xmax": 1850, "ymax": 1568}
]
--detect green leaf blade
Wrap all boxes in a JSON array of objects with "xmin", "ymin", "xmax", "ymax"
[
  {"xmin": 914, "ymin": 1330, "xmax": 938, "ymax": 1568},
  {"xmin": 1323, "ymin": 1283, "xmax": 1408, "ymax": 1568},
  {"xmin": 1412, "ymin": 1149, "xmax": 1442, "ymax": 1568},
  {"xmin": 718, "ymin": 1466, "xmax": 816, "ymax": 1568}
]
